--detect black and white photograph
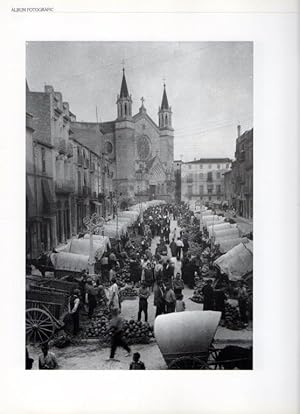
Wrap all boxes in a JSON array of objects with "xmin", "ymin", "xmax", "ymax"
[{"xmin": 25, "ymin": 41, "xmax": 253, "ymax": 370}]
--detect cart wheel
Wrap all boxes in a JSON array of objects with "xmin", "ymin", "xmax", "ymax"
[
  {"xmin": 26, "ymin": 308, "xmax": 55, "ymax": 344},
  {"xmin": 168, "ymin": 356, "xmax": 211, "ymax": 370}
]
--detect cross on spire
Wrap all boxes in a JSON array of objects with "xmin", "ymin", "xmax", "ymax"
[{"xmin": 141, "ymin": 96, "xmax": 145, "ymax": 106}]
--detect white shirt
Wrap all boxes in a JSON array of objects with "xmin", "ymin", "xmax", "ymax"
[
  {"xmin": 109, "ymin": 283, "xmax": 119, "ymax": 309},
  {"xmin": 176, "ymin": 239, "xmax": 184, "ymax": 248}
]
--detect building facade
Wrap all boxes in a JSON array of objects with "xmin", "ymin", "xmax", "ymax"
[
  {"xmin": 72, "ymin": 70, "xmax": 175, "ymax": 204},
  {"xmin": 223, "ymin": 170, "xmax": 233, "ymax": 207},
  {"xmin": 26, "ymin": 84, "xmax": 112, "ymax": 258},
  {"xmin": 229, "ymin": 127, "xmax": 253, "ymax": 219},
  {"xmin": 181, "ymin": 158, "xmax": 231, "ymax": 205}
]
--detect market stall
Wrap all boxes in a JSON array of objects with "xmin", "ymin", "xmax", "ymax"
[
  {"xmin": 50, "ymin": 251, "xmax": 89, "ymax": 274},
  {"xmin": 205, "ymin": 217, "xmax": 225, "ymax": 228},
  {"xmin": 63, "ymin": 238, "xmax": 106, "ymax": 260},
  {"xmin": 217, "ymin": 237, "xmax": 249, "ymax": 253},
  {"xmin": 214, "ymin": 228, "xmax": 240, "ymax": 242},
  {"xmin": 213, "ymin": 240, "xmax": 253, "ymax": 281},
  {"xmin": 83, "ymin": 234, "xmax": 111, "ymax": 250},
  {"xmin": 207, "ymin": 222, "xmax": 237, "ymax": 238}
]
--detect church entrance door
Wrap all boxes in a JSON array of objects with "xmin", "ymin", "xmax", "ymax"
[{"xmin": 150, "ymin": 185, "xmax": 156, "ymax": 200}]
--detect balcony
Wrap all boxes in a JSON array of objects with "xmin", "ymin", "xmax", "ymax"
[
  {"xmin": 83, "ymin": 185, "xmax": 91, "ymax": 197},
  {"xmin": 77, "ymin": 155, "xmax": 83, "ymax": 166},
  {"xmin": 57, "ymin": 138, "xmax": 67, "ymax": 155},
  {"xmin": 55, "ymin": 179, "xmax": 75, "ymax": 194},
  {"xmin": 66, "ymin": 142, "xmax": 73, "ymax": 158}
]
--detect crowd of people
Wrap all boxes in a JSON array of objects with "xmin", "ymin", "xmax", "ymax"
[{"xmin": 26, "ymin": 201, "xmax": 250, "ymax": 368}]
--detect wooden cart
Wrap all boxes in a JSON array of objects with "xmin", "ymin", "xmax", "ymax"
[
  {"xmin": 26, "ymin": 276, "xmax": 78, "ymax": 344},
  {"xmin": 154, "ymin": 311, "xmax": 252, "ymax": 369}
]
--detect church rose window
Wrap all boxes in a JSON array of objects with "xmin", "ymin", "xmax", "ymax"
[{"xmin": 137, "ymin": 135, "xmax": 151, "ymax": 160}]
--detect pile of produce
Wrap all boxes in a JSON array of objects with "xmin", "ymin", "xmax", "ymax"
[
  {"xmin": 189, "ymin": 290, "xmax": 203, "ymax": 304},
  {"xmin": 224, "ymin": 302, "xmax": 244, "ymax": 330},
  {"xmin": 120, "ymin": 286, "xmax": 138, "ymax": 300},
  {"xmin": 189, "ymin": 277, "xmax": 205, "ymax": 303},
  {"xmin": 115, "ymin": 266, "xmax": 131, "ymax": 287},
  {"xmin": 122, "ymin": 319, "xmax": 154, "ymax": 344},
  {"xmin": 194, "ymin": 276, "xmax": 206, "ymax": 290},
  {"xmin": 85, "ymin": 316, "xmax": 154, "ymax": 344},
  {"xmin": 93, "ymin": 307, "xmax": 111, "ymax": 319}
]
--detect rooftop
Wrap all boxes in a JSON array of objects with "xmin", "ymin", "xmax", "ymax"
[
  {"xmin": 185, "ymin": 158, "xmax": 232, "ymax": 164},
  {"xmin": 71, "ymin": 122, "xmax": 102, "ymax": 154}
]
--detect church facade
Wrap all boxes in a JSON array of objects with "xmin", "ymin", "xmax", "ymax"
[{"xmin": 72, "ymin": 69, "xmax": 175, "ymax": 208}]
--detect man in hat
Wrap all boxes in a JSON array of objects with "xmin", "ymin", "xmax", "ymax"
[
  {"xmin": 202, "ymin": 279, "xmax": 214, "ymax": 311},
  {"xmin": 137, "ymin": 282, "xmax": 150, "ymax": 322},
  {"xmin": 68, "ymin": 289, "xmax": 81, "ymax": 335},
  {"xmin": 154, "ymin": 280, "xmax": 165, "ymax": 317},
  {"xmin": 164, "ymin": 283, "xmax": 176, "ymax": 313},
  {"xmin": 85, "ymin": 278, "xmax": 98, "ymax": 319},
  {"xmin": 107, "ymin": 309, "xmax": 131, "ymax": 361},
  {"xmin": 108, "ymin": 277, "xmax": 120, "ymax": 312}
]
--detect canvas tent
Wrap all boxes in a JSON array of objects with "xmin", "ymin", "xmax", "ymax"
[
  {"xmin": 214, "ymin": 228, "xmax": 240, "ymax": 241},
  {"xmin": 208, "ymin": 223, "xmax": 237, "ymax": 238},
  {"xmin": 213, "ymin": 240, "xmax": 253, "ymax": 281},
  {"xmin": 50, "ymin": 252, "xmax": 89, "ymax": 273},
  {"xmin": 83, "ymin": 234, "xmax": 111, "ymax": 250},
  {"xmin": 63, "ymin": 238, "xmax": 106, "ymax": 260},
  {"xmin": 217, "ymin": 237, "xmax": 249, "ymax": 253}
]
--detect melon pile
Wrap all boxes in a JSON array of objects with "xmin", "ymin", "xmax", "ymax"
[
  {"xmin": 85, "ymin": 316, "xmax": 154, "ymax": 344},
  {"xmin": 120, "ymin": 286, "xmax": 138, "ymax": 300}
]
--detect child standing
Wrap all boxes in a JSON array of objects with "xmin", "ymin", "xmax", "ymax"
[
  {"xmin": 129, "ymin": 352, "xmax": 146, "ymax": 370},
  {"xmin": 175, "ymin": 294, "xmax": 186, "ymax": 312}
]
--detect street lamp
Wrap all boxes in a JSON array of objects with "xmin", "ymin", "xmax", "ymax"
[{"xmin": 83, "ymin": 213, "xmax": 105, "ymax": 275}]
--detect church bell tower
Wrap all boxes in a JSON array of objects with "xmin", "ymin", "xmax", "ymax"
[
  {"xmin": 158, "ymin": 83, "xmax": 174, "ymax": 171},
  {"xmin": 117, "ymin": 68, "xmax": 132, "ymax": 119},
  {"xmin": 115, "ymin": 68, "xmax": 135, "ymax": 199}
]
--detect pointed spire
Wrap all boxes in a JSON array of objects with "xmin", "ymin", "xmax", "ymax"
[
  {"xmin": 161, "ymin": 83, "xmax": 169, "ymax": 110},
  {"xmin": 120, "ymin": 68, "xmax": 129, "ymax": 98}
]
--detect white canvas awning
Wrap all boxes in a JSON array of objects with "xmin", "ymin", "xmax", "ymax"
[{"xmin": 214, "ymin": 240, "xmax": 253, "ymax": 281}]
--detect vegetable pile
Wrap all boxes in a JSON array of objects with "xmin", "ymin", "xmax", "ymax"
[
  {"xmin": 85, "ymin": 316, "xmax": 154, "ymax": 344},
  {"xmin": 189, "ymin": 291, "xmax": 203, "ymax": 304},
  {"xmin": 120, "ymin": 286, "xmax": 138, "ymax": 300}
]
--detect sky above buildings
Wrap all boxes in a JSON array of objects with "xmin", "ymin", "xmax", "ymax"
[{"xmin": 26, "ymin": 41, "xmax": 253, "ymax": 161}]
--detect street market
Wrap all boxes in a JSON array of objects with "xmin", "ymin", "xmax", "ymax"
[{"xmin": 26, "ymin": 201, "xmax": 253, "ymax": 370}]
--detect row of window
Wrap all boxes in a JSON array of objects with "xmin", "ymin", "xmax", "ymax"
[
  {"xmin": 187, "ymin": 184, "xmax": 222, "ymax": 194},
  {"xmin": 186, "ymin": 171, "xmax": 222, "ymax": 181},
  {"xmin": 187, "ymin": 163, "xmax": 230, "ymax": 170}
]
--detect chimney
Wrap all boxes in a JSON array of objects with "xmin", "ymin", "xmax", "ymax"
[
  {"xmin": 44, "ymin": 85, "xmax": 54, "ymax": 94},
  {"xmin": 237, "ymin": 125, "xmax": 241, "ymax": 137}
]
